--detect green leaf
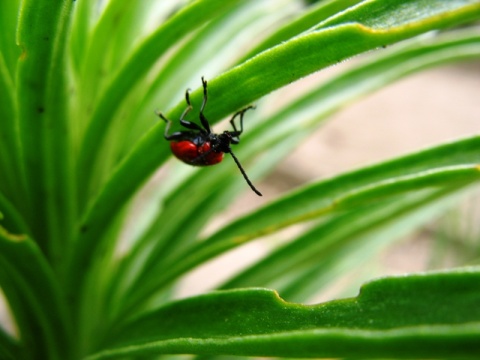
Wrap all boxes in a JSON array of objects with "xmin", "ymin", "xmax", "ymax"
[
  {"xmin": 0, "ymin": 0, "xmax": 23, "ymax": 211},
  {"xmin": 334, "ymin": 165, "xmax": 480, "ymax": 210},
  {"xmin": 240, "ymin": 0, "xmax": 365, "ymax": 61},
  {"xmin": 0, "ymin": 191, "xmax": 30, "ymax": 235},
  {"xmin": 15, "ymin": 0, "xmax": 76, "ymax": 263},
  {"xmin": 0, "ymin": 228, "xmax": 72, "ymax": 360},
  {"xmin": 74, "ymin": 0, "xmax": 164, "ymax": 119},
  {"xmin": 120, "ymin": 137, "xmax": 480, "ymax": 314},
  {"xmin": 88, "ymin": 269, "xmax": 480, "ymax": 359},
  {"xmin": 316, "ymin": 0, "xmax": 480, "ymax": 31},
  {"xmin": 0, "ymin": 0, "xmax": 20, "ymax": 77},
  {"xmin": 219, "ymin": 186, "xmax": 471, "ymax": 300},
  {"xmin": 0, "ymin": 326, "xmax": 20, "ymax": 360}
]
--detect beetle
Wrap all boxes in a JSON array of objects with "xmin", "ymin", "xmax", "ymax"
[{"xmin": 156, "ymin": 77, "xmax": 262, "ymax": 196}]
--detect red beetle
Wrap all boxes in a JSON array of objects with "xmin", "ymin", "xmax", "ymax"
[{"xmin": 157, "ymin": 77, "xmax": 262, "ymax": 196}]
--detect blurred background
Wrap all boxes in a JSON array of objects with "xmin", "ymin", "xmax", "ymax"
[{"xmin": 178, "ymin": 59, "xmax": 480, "ymax": 302}]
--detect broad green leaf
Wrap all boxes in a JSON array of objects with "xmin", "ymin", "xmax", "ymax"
[
  {"xmin": 88, "ymin": 270, "xmax": 480, "ymax": 359},
  {"xmin": 0, "ymin": 228, "xmax": 71, "ymax": 360}
]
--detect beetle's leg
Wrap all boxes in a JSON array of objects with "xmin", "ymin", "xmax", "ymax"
[
  {"xmin": 180, "ymin": 89, "xmax": 193, "ymax": 122},
  {"xmin": 155, "ymin": 111, "xmax": 185, "ymax": 140},
  {"xmin": 179, "ymin": 120, "xmax": 203, "ymax": 131},
  {"xmin": 176, "ymin": 88, "xmax": 210, "ymax": 132},
  {"xmin": 199, "ymin": 77, "xmax": 212, "ymax": 134},
  {"xmin": 229, "ymin": 105, "xmax": 255, "ymax": 143}
]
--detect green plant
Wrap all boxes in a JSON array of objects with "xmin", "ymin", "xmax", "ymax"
[{"xmin": 1, "ymin": 0, "xmax": 480, "ymax": 359}]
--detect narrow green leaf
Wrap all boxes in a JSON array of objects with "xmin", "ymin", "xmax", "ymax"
[
  {"xmin": 0, "ymin": 0, "xmax": 23, "ymax": 212},
  {"xmin": 334, "ymin": 165, "xmax": 480, "ymax": 210},
  {"xmin": 16, "ymin": 0, "xmax": 76, "ymax": 263},
  {"xmin": 89, "ymin": 270, "xmax": 480, "ymax": 359},
  {"xmin": 105, "ymin": 0, "xmax": 169, "ymax": 74},
  {"xmin": 240, "ymin": 0, "xmax": 365, "ymax": 61},
  {"xmin": 220, "ymin": 186, "xmax": 468, "ymax": 297},
  {"xmin": 68, "ymin": 0, "xmax": 100, "ymax": 76},
  {"xmin": 0, "ymin": 191, "xmax": 30, "ymax": 235},
  {"xmin": 0, "ymin": 0, "xmax": 20, "ymax": 78},
  {"xmin": 0, "ymin": 228, "xmax": 72, "ymax": 360},
  {"xmin": 0, "ymin": 56, "xmax": 21, "ymax": 202},
  {"xmin": 0, "ymin": 326, "xmax": 20, "ymax": 360},
  {"xmin": 76, "ymin": 0, "xmax": 158, "ymax": 115},
  {"xmin": 316, "ymin": 0, "xmax": 480, "ymax": 31}
]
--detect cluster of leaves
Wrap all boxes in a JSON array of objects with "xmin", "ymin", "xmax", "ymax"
[{"xmin": 1, "ymin": 0, "xmax": 480, "ymax": 359}]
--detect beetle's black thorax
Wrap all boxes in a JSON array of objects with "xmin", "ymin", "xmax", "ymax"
[{"xmin": 210, "ymin": 132, "xmax": 233, "ymax": 153}]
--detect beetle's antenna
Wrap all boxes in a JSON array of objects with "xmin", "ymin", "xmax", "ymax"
[{"xmin": 227, "ymin": 150, "xmax": 262, "ymax": 196}]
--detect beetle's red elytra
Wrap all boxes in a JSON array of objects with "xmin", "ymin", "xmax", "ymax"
[{"xmin": 170, "ymin": 140, "xmax": 223, "ymax": 166}]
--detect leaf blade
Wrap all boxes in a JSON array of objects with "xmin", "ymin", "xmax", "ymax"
[
  {"xmin": 89, "ymin": 270, "xmax": 480, "ymax": 359},
  {"xmin": 0, "ymin": 228, "xmax": 72, "ymax": 360}
]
